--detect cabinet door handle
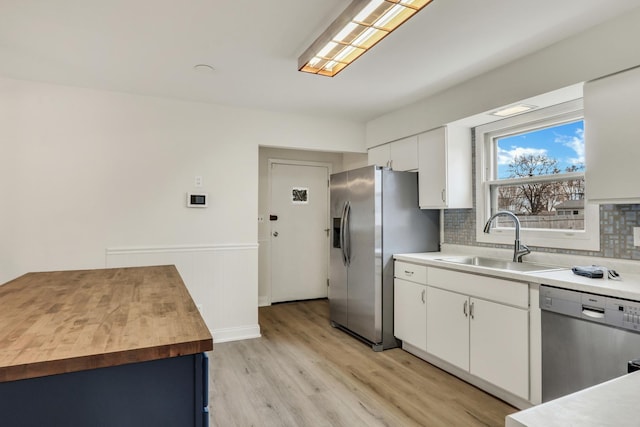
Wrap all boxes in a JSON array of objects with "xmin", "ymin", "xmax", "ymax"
[
  {"xmin": 441, "ymin": 189, "xmax": 446, "ymax": 203},
  {"xmin": 421, "ymin": 289, "xmax": 426, "ymax": 304},
  {"xmin": 404, "ymin": 270, "xmax": 414, "ymax": 276},
  {"xmin": 463, "ymin": 300, "xmax": 468, "ymax": 317},
  {"xmin": 470, "ymin": 301, "xmax": 475, "ymax": 319}
]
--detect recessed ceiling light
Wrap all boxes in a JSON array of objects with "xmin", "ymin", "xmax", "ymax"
[
  {"xmin": 193, "ymin": 64, "xmax": 216, "ymax": 74},
  {"xmin": 490, "ymin": 104, "xmax": 537, "ymax": 117}
]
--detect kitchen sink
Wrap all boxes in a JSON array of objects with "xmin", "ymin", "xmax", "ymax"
[{"xmin": 436, "ymin": 256, "xmax": 563, "ymax": 273}]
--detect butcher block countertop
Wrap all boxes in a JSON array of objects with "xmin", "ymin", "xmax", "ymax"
[{"xmin": 0, "ymin": 265, "xmax": 213, "ymax": 383}]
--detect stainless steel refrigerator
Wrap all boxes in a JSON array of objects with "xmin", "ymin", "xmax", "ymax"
[{"xmin": 329, "ymin": 165, "xmax": 439, "ymax": 351}]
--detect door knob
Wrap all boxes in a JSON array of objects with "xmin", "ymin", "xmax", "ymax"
[{"xmin": 273, "ymin": 231, "xmax": 279, "ymax": 237}]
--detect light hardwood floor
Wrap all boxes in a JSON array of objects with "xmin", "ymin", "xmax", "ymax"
[{"xmin": 209, "ymin": 299, "xmax": 517, "ymax": 426}]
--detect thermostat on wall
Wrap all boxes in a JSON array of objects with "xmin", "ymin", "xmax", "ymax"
[{"xmin": 187, "ymin": 192, "xmax": 208, "ymax": 208}]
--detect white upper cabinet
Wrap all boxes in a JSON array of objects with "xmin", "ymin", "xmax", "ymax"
[
  {"xmin": 584, "ymin": 66, "xmax": 640, "ymax": 204},
  {"xmin": 368, "ymin": 143, "xmax": 391, "ymax": 168},
  {"xmin": 390, "ymin": 136, "xmax": 419, "ymax": 171},
  {"xmin": 368, "ymin": 135, "xmax": 418, "ymax": 171},
  {"xmin": 418, "ymin": 126, "xmax": 472, "ymax": 209}
]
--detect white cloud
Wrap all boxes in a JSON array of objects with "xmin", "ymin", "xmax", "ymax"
[
  {"xmin": 555, "ymin": 128, "xmax": 584, "ymax": 165},
  {"xmin": 497, "ymin": 146, "xmax": 547, "ymax": 165}
]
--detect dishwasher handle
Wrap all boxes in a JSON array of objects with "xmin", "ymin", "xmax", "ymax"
[{"xmin": 582, "ymin": 305, "xmax": 605, "ymax": 319}]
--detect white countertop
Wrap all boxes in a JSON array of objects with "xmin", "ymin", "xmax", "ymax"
[
  {"xmin": 394, "ymin": 251, "xmax": 640, "ymax": 301},
  {"xmin": 505, "ymin": 371, "xmax": 640, "ymax": 427}
]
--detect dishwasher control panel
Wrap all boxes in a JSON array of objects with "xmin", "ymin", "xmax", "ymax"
[
  {"xmin": 540, "ymin": 285, "xmax": 640, "ymax": 333},
  {"xmin": 609, "ymin": 299, "xmax": 640, "ymax": 332}
]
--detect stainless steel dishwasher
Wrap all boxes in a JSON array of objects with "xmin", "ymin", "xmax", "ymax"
[{"xmin": 540, "ymin": 284, "xmax": 640, "ymax": 402}]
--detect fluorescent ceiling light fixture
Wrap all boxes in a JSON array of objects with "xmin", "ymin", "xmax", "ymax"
[
  {"xmin": 491, "ymin": 104, "xmax": 538, "ymax": 117},
  {"xmin": 298, "ymin": 0, "xmax": 433, "ymax": 77}
]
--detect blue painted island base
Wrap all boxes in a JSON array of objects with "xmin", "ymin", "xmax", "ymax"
[{"xmin": 0, "ymin": 353, "xmax": 209, "ymax": 427}]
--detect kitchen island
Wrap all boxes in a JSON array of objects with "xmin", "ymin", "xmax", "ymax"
[{"xmin": 0, "ymin": 265, "xmax": 213, "ymax": 426}]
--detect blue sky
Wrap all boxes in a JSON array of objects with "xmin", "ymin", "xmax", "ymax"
[{"xmin": 496, "ymin": 120, "xmax": 584, "ymax": 179}]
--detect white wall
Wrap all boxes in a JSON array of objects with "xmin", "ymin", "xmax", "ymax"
[
  {"xmin": 0, "ymin": 77, "xmax": 365, "ymax": 342},
  {"xmin": 366, "ymin": 6, "xmax": 640, "ymax": 147},
  {"xmin": 342, "ymin": 152, "xmax": 369, "ymax": 171}
]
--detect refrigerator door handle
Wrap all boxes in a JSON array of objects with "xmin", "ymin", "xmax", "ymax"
[
  {"xmin": 344, "ymin": 201, "xmax": 351, "ymax": 265},
  {"xmin": 339, "ymin": 201, "xmax": 348, "ymax": 266}
]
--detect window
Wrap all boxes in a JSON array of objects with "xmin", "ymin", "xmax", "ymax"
[
  {"xmin": 491, "ymin": 118, "xmax": 585, "ymax": 230},
  {"xmin": 475, "ymin": 99, "xmax": 600, "ymax": 251}
]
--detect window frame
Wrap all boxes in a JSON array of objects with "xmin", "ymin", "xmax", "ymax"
[{"xmin": 475, "ymin": 99, "xmax": 600, "ymax": 251}]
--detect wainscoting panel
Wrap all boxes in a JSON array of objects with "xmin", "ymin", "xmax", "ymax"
[{"xmin": 106, "ymin": 244, "xmax": 260, "ymax": 343}]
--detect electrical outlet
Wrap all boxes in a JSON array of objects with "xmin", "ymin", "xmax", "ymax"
[
  {"xmin": 257, "ymin": 216, "xmax": 264, "ymax": 223},
  {"xmin": 634, "ymin": 227, "xmax": 640, "ymax": 247},
  {"xmin": 194, "ymin": 176, "xmax": 203, "ymax": 188}
]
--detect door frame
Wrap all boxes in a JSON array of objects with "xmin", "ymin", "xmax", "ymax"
[{"xmin": 266, "ymin": 158, "xmax": 333, "ymax": 305}]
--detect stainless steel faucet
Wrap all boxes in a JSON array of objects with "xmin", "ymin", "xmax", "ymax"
[{"xmin": 483, "ymin": 211, "xmax": 531, "ymax": 262}]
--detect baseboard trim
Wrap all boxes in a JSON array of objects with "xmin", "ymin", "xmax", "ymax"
[
  {"xmin": 258, "ymin": 296, "xmax": 271, "ymax": 307},
  {"xmin": 213, "ymin": 325, "xmax": 261, "ymax": 343}
]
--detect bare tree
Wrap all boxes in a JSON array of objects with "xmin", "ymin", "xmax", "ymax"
[
  {"xmin": 508, "ymin": 154, "xmax": 561, "ymax": 177},
  {"xmin": 504, "ymin": 155, "xmax": 585, "ymax": 215},
  {"xmin": 506, "ymin": 155, "xmax": 557, "ymax": 214},
  {"xmin": 559, "ymin": 164, "xmax": 586, "ymax": 200}
]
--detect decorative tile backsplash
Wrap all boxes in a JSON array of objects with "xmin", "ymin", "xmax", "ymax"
[
  {"xmin": 444, "ymin": 205, "xmax": 640, "ymax": 260},
  {"xmin": 600, "ymin": 204, "xmax": 640, "ymax": 259},
  {"xmin": 443, "ymin": 135, "xmax": 640, "ymax": 261}
]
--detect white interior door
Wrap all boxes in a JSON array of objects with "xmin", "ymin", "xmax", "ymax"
[{"xmin": 270, "ymin": 162, "xmax": 329, "ymax": 303}]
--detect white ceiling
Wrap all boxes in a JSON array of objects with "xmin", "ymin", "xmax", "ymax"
[{"xmin": 1, "ymin": 0, "xmax": 639, "ymax": 123}]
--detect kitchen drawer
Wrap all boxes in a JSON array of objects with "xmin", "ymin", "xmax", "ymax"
[
  {"xmin": 394, "ymin": 261, "xmax": 427, "ymax": 284},
  {"xmin": 428, "ymin": 267, "xmax": 528, "ymax": 308}
]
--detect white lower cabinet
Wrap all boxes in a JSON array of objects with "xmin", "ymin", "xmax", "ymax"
[
  {"xmin": 393, "ymin": 261, "xmax": 427, "ymax": 351},
  {"xmin": 396, "ymin": 262, "xmax": 530, "ymax": 402},
  {"xmin": 470, "ymin": 298, "xmax": 529, "ymax": 399},
  {"xmin": 426, "ymin": 287, "xmax": 469, "ymax": 370},
  {"xmin": 394, "ymin": 278, "xmax": 427, "ymax": 351}
]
